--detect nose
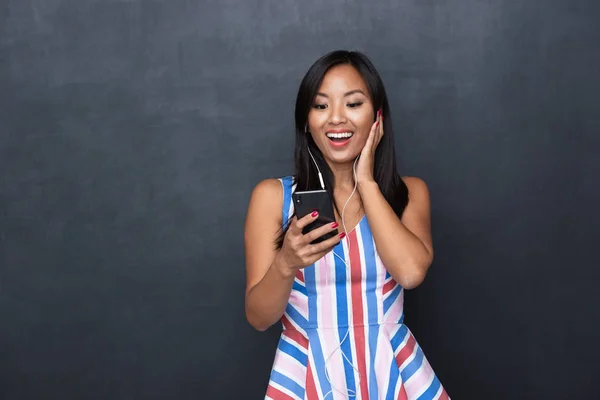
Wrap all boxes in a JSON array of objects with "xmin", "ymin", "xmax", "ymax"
[{"xmin": 328, "ymin": 102, "xmax": 347, "ymax": 125}]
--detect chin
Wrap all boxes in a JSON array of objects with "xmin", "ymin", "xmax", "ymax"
[
  {"xmin": 314, "ymin": 135, "xmax": 365, "ymax": 165},
  {"xmin": 324, "ymin": 149, "xmax": 361, "ymax": 165}
]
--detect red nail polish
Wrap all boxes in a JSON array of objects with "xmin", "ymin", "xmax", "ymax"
[
  {"xmin": 311, "ymin": 211, "xmax": 319, "ymax": 217},
  {"xmin": 331, "ymin": 222, "xmax": 339, "ymax": 228},
  {"xmin": 376, "ymin": 121, "xmax": 380, "ymax": 127},
  {"xmin": 339, "ymin": 232, "xmax": 346, "ymax": 239}
]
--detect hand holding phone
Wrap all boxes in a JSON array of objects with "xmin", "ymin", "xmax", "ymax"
[
  {"xmin": 292, "ymin": 190, "xmax": 338, "ymax": 244},
  {"xmin": 274, "ymin": 192, "xmax": 344, "ymax": 273}
]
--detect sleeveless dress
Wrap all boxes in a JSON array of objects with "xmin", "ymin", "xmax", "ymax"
[{"xmin": 265, "ymin": 176, "xmax": 450, "ymax": 400}]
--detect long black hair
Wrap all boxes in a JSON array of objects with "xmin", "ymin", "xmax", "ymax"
[{"xmin": 275, "ymin": 50, "xmax": 409, "ymax": 249}]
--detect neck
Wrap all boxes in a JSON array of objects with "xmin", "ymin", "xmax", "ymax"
[{"xmin": 328, "ymin": 160, "xmax": 357, "ymax": 189}]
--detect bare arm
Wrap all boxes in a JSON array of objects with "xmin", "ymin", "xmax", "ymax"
[
  {"xmin": 357, "ymin": 176, "xmax": 433, "ymax": 289},
  {"xmin": 244, "ymin": 179, "xmax": 295, "ymax": 331}
]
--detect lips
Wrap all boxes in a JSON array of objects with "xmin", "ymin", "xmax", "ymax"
[
  {"xmin": 326, "ymin": 131, "xmax": 353, "ymax": 140},
  {"xmin": 325, "ymin": 130, "xmax": 354, "ymax": 148}
]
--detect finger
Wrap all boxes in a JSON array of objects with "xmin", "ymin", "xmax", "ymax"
[
  {"xmin": 363, "ymin": 119, "xmax": 379, "ymax": 153},
  {"xmin": 374, "ymin": 109, "xmax": 383, "ymax": 140},
  {"xmin": 287, "ymin": 216, "xmax": 301, "ymax": 235},
  {"xmin": 308, "ymin": 231, "xmax": 345, "ymax": 255},
  {"xmin": 293, "ymin": 209, "xmax": 319, "ymax": 232},
  {"xmin": 302, "ymin": 220, "xmax": 339, "ymax": 244},
  {"xmin": 376, "ymin": 111, "xmax": 384, "ymax": 146}
]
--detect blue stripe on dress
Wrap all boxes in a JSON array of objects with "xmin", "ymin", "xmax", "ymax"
[
  {"xmin": 333, "ymin": 243, "xmax": 356, "ymax": 395},
  {"xmin": 279, "ymin": 338, "xmax": 308, "ymax": 366},
  {"xmin": 292, "ymin": 280, "xmax": 307, "ymax": 296},
  {"xmin": 281, "ymin": 176, "xmax": 293, "ymax": 229},
  {"xmin": 384, "ymin": 284, "xmax": 402, "ymax": 314},
  {"xmin": 385, "ymin": 356, "xmax": 401, "ymax": 400},
  {"xmin": 417, "ymin": 375, "xmax": 442, "ymax": 400},
  {"xmin": 390, "ymin": 324, "xmax": 409, "ymax": 351},
  {"xmin": 284, "ymin": 303, "xmax": 309, "ymax": 330},
  {"xmin": 400, "ymin": 344, "xmax": 425, "ymax": 381},
  {"xmin": 270, "ymin": 370, "xmax": 305, "ymax": 398}
]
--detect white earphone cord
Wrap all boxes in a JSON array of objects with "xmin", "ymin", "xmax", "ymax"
[{"xmin": 307, "ymin": 146, "xmax": 361, "ymax": 398}]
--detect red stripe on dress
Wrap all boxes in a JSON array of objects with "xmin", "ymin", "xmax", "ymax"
[
  {"xmin": 295, "ymin": 270, "xmax": 305, "ymax": 283},
  {"xmin": 383, "ymin": 278, "xmax": 396, "ymax": 295},
  {"xmin": 438, "ymin": 388, "xmax": 450, "ymax": 400},
  {"xmin": 349, "ymin": 230, "xmax": 369, "ymax": 400},
  {"xmin": 281, "ymin": 315, "xmax": 293, "ymax": 330},
  {"xmin": 265, "ymin": 384, "xmax": 296, "ymax": 400},
  {"xmin": 305, "ymin": 356, "xmax": 319, "ymax": 399},
  {"xmin": 283, "ymin": 329, "xmax": 308, "ymax": 350},
  {"xmin": 398, "ymin": 384, "xmax": 409, "ymax": 400},
  {"xmin": 395, "ymin": 334, "xmax": 417, "ymax": 367}
]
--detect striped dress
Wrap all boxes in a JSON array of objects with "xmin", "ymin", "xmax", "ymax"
[{"xmin": 265, "ymin": 176, "xmax": 450, "ymax": 400}]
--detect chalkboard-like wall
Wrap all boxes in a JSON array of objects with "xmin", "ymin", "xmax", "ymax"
[{"xmin": 1, "ymin": 1, "xmax": 598, "ymax": 398}]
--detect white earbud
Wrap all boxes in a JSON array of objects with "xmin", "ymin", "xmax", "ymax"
[{"xmin": 307, "ymin": 146, "xmax": 326, "ymax": 190}]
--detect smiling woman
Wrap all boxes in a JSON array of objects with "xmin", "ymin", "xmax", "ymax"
[
  {"xmin": 244, "ymin": 50, "xmax": 449, "ymax": 399},
  {"xmin": 309, "ymin": 66, "xmax": 374, "ymax": 161}
]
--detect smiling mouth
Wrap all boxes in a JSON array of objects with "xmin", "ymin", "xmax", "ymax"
[{"xmin": 326, "ymin": 132, "xmax": 354, "ymax": 142}]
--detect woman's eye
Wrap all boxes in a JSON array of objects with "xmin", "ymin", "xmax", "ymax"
[
  {"xmin": 348, "ymin": 102, "xmax": 363, "ymax": 108},
  {"xmin": 312, "ymin": 104, "xmax": 327, "ymax": 110}
]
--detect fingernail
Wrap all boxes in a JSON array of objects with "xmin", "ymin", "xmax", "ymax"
[
  {"xmin": 331, "ymin": 222, "xmax": 339, "ymax": 228},
  {"xmin": 376, "ymin": 121, "xmax": 380, "ymax": 127},
  {"xmin": 311, "ymin": 211, "xmax": 319, "ymax": 217},
  {"xmin": 339, "ymin": 232, "xmax": 346, "ymax": 239}
]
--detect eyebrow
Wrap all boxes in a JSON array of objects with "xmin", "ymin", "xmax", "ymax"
[{"xmin": 316, "ymin": 89, "xmax": 366, "ymax": 98}]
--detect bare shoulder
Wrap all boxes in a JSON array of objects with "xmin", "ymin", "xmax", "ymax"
[
  {"xmin": 401, "ymin": 176, "xmax": 430, "ymax": 203},
  {"xmin": 248, "ymin": 178, "xmax": 283, "ymax": 219},
  {"xmin": 250, "ymin": 178, "xmax": 283, "ymax": 203},
  {"xmin": 246, "ymin": 178, "xmax": 284, "ymax": 228}
]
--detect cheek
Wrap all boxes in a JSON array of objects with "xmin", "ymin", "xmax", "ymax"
[
  {"xmin": 351, "ymin": 111, "xmax": 375, "ymax": 134},
  {"xmin": 307, "ymin": 111, "xmax": 326, "ymax": 129}
]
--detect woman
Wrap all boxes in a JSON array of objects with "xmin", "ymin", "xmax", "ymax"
[{"xmin": 245, "ymin": 50, "xmax": 449, "ymax": 400}]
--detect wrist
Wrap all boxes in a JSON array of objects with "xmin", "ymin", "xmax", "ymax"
[
  {"xmin": 272, "ymin": 254, "xmax": 296, "ymax": 280},
  {"xmin": 357, "ymin": 179, "xmax": 378, "ymax": 192}
]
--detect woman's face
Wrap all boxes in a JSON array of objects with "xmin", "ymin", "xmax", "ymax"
[{"xmin": 307, "ymin": 64, "xmax": 375, "ymax": 166}]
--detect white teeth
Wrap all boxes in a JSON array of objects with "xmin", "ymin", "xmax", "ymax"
[{"xmin": 326, "ymin": 132, "xmax": 353, "ymax": 139}]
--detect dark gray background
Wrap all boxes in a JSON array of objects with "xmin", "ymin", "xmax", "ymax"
[{"xmin": 1, "ymin": 0, "xmax": 599, "ymax": 399}]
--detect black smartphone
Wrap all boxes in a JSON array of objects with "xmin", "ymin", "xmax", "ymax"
[{"xmin": 292, "ymin": 189, "xmax": 338, "ymax": 244}]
